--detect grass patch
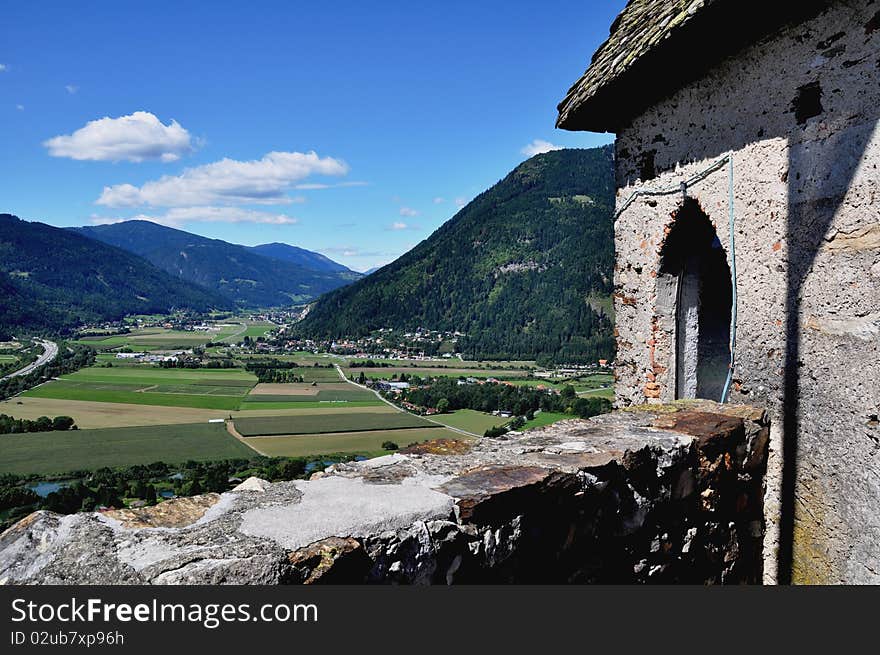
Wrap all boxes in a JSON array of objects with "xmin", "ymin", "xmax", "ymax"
[
  {"xmin": 428, "ymin": 409, "xmax": 509, "ymax": 435},
  {"xmin": 0, "ymin": 423, "xmax": 255, "ymax": 476},
  {"xmin": 21, "ymin": 366, "xmax": 259, "ymax": 410},
  {"xmin": 24, "ymin": 383, "xmax": 243, "ymax": 410},
  {"xmin": 65, "ymin": 367, "xmax": 256, "ymax": 384},
  {"xmin": 237, "ymin": 400, "xmax": 382, "ymax": 410}
]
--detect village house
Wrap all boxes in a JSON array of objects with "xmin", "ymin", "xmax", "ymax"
[{"xmin": 557, "ymin": 0, "xmax": 880, "ymax": 583}]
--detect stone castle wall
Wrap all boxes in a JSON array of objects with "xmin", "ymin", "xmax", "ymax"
[{"xmin": 611, "ymin": 0, "xmax": 880, "ymax": 583}]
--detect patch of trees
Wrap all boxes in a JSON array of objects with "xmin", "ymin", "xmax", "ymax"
[
  {"xmin": 399, "ymin": 377, "xmax": 611, "ymax": 420},
  {"xmin": 0, "ymin": 414, "xmax": 75, "ymax": 434},
  {"xmin": 256, "ymin": 369, "xmax": 306, "ymax": 383},
  {"xmin": 203, "ymin": 358, "xmax": 236, "ymax": 369},
  {"xmin": 245, "ymin": 359, "xmax": 333, "ymax": 383}
]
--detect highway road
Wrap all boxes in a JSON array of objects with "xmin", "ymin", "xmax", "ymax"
[{"xmin": 0, "ymin": 339, "xmax": 58, "ymax": 382}]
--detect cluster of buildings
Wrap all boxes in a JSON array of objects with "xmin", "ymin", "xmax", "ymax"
[{"xmin": 114, "ymin": 352, "xmax": 180, "ymax": 363}]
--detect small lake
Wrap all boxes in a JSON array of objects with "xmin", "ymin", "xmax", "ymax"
[{"xmin": 29, "ymin": 480, "xmax": 73, "ymax": 498}]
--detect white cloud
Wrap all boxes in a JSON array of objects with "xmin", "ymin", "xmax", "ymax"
[
  {"xmin": 89, "ymin": 206, "xmax": 299, "ymax": 228},
  {"xmin": 0, "ymin": 64, "xmax": 7, "ymax": 72},
  {"xmin": 44, "ymin": 111, "xmax": 194, "ymax": 163},
  {"xmin": 293, "ymin": 181, "xmax": 367, "ymax": 190},
  {"xmin": 521, "ymin": 139, "xmax": 564, "ymax": 157},
  {"xmin": 399, "ymin": 206, "xmax": 419, "ymax": 217},
  {"xmin": 16, "ymin": 104, "xmax": 24, "ymax": 111},
  {"xmin": 65, "ymin": 84, "xmax": 78, "ymax": 94},
  {"xmin": 390, "ymin": 221, "xmax": 409, "ymax": 230},
  {"xmin": 433, "ymin": 197, "xmax": 445, "ymax": 204},
  {"xmin": 454, "ymin": 197, "xmax": 468, "ymax": 208},
  {"xmin": 97, "ymin": 150, "xmax": 348, "ymax": 207}
]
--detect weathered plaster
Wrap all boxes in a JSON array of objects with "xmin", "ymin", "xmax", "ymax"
[{"xmin": 611, "ymin": 0, "xmax": 880, "ymax": 583}]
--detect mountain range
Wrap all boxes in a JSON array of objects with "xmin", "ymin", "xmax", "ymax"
[
  {"xmin": 3, "ymin": 147, "xmax": 616, "ymax": 363},
  {"xmin": 71, "ymin": 221, "xmax": 360, "ymax": 308},
  {"xmin": 0, "ymin": 214, "xmax": 230, "ymax": 338},
  {"xmin": 297, "ymin": 147, "xmax": 616, "ymax": 364}
]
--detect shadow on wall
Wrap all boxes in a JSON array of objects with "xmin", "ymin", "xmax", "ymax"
[
  {"xmin": 777, "ymin": 107, "xmax": 874, "ymax": 584},
  {"xmin": 611, "ymin": 3, "xmax": 880, "ymax": 582}
]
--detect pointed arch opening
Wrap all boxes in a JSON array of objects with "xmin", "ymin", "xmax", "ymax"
[{"xmin": 659, "ymin": 199, "xmax": 732, "ymax": 401}]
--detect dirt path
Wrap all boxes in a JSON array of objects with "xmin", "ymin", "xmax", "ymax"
[{"xmin": 225, "ymin": 420, "xmax": 266, "ymax": 455}]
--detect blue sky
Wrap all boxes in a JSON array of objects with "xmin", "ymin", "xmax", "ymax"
[{"xmin": 1, "ymin": 1, "xmax": 621, "ymax": 272}]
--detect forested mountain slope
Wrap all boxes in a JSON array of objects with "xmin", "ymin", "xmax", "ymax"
[
  {"xmin": 0, "ymin": 214, "xmax": 228, "ymax": 338},
  {"xmin": 297, "ymin": 147, "xmax": 616, "ymax": 363},
  {"xmin": 74, "ymin": 221, "xmax": 360, "ymax": 308}
]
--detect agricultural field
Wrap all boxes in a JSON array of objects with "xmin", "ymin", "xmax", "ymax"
[
  {"xmin": 0, "ymin": 397, "xmax": 398, "ymax": 429},
  {"xmin": 214, "ymin": 321, "xmax": 276, "ymax": 344},
  {"xmin": 236, "ymin": 368, "xmax": 381, "ymax": 408},
  {"xmin": 233, "ymin": 411, "xmax": 435, "ymax": 437},
  {"xmin": 0, "ymin": 423, "xmax": 255, "ymax": 476},
  {"xmin": 245, "ymin": 427, "xmax": 464, "ymax": 458},
  {"xmin": 242, "ymin": 388, "xmax": 378, "ymax": 405},
  {"xmin": 237, "ymin": 399, "xmax": 382, "ymax": 410},
  {"xmin": 70, "ymin": 322, "xmax": 260, "ymax": 351},
  {"xmin": 23, "ymin": 366, "xmax": 258, "ymax": 411},
  {"xmin": 428, "ymin": 409, "xmax": 509, "ymax": 435},
  {"xmin": 2, "ymin": 347, "xmax": 584, "ymax": 479}
]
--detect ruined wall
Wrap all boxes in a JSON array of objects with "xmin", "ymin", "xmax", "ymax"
[
  {"xmin": 611, "ymin": 0, "xmax": 880, "ymax": 583},
  {"xmin": 0, "ymin": 403, "xmax": 767, "ymax": 585}
]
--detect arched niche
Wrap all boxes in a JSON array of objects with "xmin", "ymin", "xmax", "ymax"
[{"xmin": 657, "ymin": 199, "xmax": 732, "ymax": 401}]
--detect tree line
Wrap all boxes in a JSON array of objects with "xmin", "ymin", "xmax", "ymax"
[
  {"xmin": 0, "ymin": 414, "xmax": 75, "ymax": 435},
  {"xmin": 397, "ymin": 377, "xmax": 611, "ymax": 420}
]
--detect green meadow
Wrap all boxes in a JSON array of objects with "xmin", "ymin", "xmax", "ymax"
[
  {"xmin": 0, "ymin": 423, "xmax": 255, "ymax": 476},
  {"xmin": 21, "ymin": 365, "xmax": 259, "ymax": 411},
  {"xmin": 233, "ymin": 411, "xmax": 434, "ymax": 437},
  {"xmin": 428, "ymin": 409, "xmax": 509, "ymax": 435}
]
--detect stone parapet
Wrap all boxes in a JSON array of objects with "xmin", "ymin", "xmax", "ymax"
[{"xmin": 0, "ymin": 401, "xmax": 768, "ymax": 585}]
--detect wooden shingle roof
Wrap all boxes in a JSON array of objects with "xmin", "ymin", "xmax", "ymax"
[{"xmin": 556, "ymin": 0, "xmax": 831, "ymax": 133}]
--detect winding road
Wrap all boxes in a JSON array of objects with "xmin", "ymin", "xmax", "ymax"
[{"xmin": 0, "ymin": 339, "xmax": 58, "ymax": 382}]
